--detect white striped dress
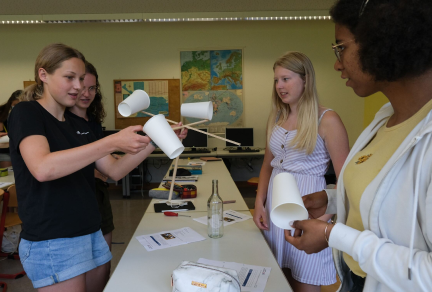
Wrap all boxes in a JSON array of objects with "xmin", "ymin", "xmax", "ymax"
[{"xmin": 263, "ymin": 110, "xmax": 336, "ymax": 286}]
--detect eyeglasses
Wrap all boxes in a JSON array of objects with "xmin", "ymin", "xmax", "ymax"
[
  {"xmin": 331, "ymin": 40, "xmax": 353, "ymax": 62},
  {"xmin": 359, "ymin": 0, "xmax": 370, "ymax": 17},
  {"xmin": 82, "ymin": 85, "xmax": 98, "ymax": 94}
]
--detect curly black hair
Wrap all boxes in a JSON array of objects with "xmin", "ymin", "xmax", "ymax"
[
  {"xmin": 330, "ymin": 0, "xmax": 432, "ymax": 82},
  {"xmin": 85, "ymin": 61, "xmax": 106, "ymax": 124},
  {"xmin": 0, "ymin": 90, "xmax": 22, "ymax": 123}
]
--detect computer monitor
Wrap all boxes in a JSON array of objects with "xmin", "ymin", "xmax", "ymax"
[
  {"xmin": 225, "ymin": 128, "xmax": 254, "ymax": 148},
  {"xmin": 182, "ymin": 128, "xmax": 208, "ymax": 149}
]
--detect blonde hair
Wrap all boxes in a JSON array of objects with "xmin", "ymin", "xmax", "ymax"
[
  {"xmin": 266, "ymin": 52, "xmax": 320, "ymax": 155},
  {"xmin": 21, "ymin": 43, "xmax": 86, "ymax": 101}
]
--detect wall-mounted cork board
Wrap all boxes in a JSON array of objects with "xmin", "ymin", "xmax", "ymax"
[{"xmin": 114, "ymin": 79, "xmax": 180, "ymax": 129}]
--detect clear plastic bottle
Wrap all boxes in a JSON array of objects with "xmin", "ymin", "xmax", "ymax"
[{"xmin": 207, "ymin": 179, "xmax": 224, "ymax": 238}]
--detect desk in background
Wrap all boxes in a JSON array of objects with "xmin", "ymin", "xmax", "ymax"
[
  {"xmin": 121, "ymin": 149, "xmax": 265, "ymax": 197},
  {"xmin": 122, "ymin": 150, "xmax": 265, "ymax": 198},
  {"xmin": 146, "ymin": 159, "xmax": 248, "ymax": 213},
  {"xmin": 216, "ymin": 149, "xmax": 265, "ymax": 157}
]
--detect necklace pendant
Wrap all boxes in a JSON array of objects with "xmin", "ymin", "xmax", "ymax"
[{"xmin": 355, "ymin": 154, "xmax": 373, "ymax": 164}]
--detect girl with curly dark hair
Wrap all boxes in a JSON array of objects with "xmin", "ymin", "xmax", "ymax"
[
  {"xmin": 68, "ymin": 61, "xmax": 114, "ymax": 288},
  {"xmin": 285, "ymin": 0, "xmax": 432, "ymax": 291},
  {"xmin": 77, "ymin": 61, "xmax": 106, "ymax": 124},
  {"xmin": 0, "ymin": 89, "xmax": 21, "ymax": 133},
  {"xmin": 0, "ymin": 90, "xmax": 21, "ymax": 167}
]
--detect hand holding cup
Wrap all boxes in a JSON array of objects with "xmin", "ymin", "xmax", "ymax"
[
  {"xmin": 143, "ymin": 114, "xmax": 184, "ymax": 159},
  {"xmin": 110, "ymin": 125, "xmax": 151, "ymax": 154},
  {"xmin": 302, "ymin": 190, "xmax": 328, "ymax": 219},
  {"xmin": 171, "ymin": 122, "xmax": 188, "ymax": 140},
  {"xmin": 284, "ymin": 219, "xmax": 332, "ymax": 254}
]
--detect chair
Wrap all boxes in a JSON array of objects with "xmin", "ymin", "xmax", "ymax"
[
  {"xmin": 247, "ymin": 178, "xmax": 259, "ymax": 215},
  {"xmin": 0, "ymin": 185, "xmax": 26, "ymax": 281},
  {"xmin": 247, "ymin": 177, "xmax": 259, "ymax": 187}
]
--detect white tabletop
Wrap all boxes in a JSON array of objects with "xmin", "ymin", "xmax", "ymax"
[
  {"xmin": 105, "ymin": 211, "xmax": 291, "ymax": 292},
  {"xmin": 146, "ymin": 159, "xmax": 249, "ymax": 213}
]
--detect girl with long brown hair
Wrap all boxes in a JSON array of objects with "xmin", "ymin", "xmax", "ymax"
[{"xmin": 10, "ymin": 43, "xmax": 186, "ymax": 292}]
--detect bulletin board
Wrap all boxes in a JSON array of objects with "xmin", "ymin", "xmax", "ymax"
[
  {"xmin": 23, "ymin": 81, "xmax": 36, "ymax": 88},
  {"xmin": 114, "ymin": 79, "xmax": 181, "ymax": 129}
]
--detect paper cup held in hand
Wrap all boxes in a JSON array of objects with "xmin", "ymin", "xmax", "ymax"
[
  {"xmin": 118, "ymin": 90, "xmax": 150, "ymax": 117},
  {"xmin": 0, "ymin": 135, "xmax": 9, "ymax": 143},
  {"xmin": 142, "ymin": 114, "xmax": 184, "ymax": 159},
  {"xmin": 270, "ymin": 173, "xmax": 308, "ymax": 230},
  {"xmin": 181, "ymin": 101, "xmax": 213, "ymax": 120}
]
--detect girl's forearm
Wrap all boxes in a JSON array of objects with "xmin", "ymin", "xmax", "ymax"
[
  {"xmin": 23, "ymin": 136, "xmax": 116, "ymax": 182},
  {"xmin": 102, "ymin": 144, "xmax": 155, "ymax": 181}
]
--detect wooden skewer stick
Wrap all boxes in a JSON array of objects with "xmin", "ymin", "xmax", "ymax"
[
  {"xmin": 171, "ymin": 119, "xmax": 208, "ymax": 130},
  {"xmin": 141, "ymin": 111, "xmax": 177, "ymax": 124},
  {"xmin": 184, "ymin": 127, "xmax": 241, "ymax": 146},
  {"xmin": 167, "ymin": 142, "xmax": 181, "ymax": 203},
  {"xmin": 141, "ymin": 111, "xmax": 241, "ymax": 146}
]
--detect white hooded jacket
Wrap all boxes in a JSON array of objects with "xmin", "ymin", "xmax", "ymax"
[{"xmin": 325, "ymin": 103, "xmax": 432, "ymax": 292}]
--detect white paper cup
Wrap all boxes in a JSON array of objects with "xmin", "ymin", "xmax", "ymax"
[
  {"xmin": 181, "ymin": 101, "xmax": 213, "ymax": 120},
  {"xmin": 143, "ymin": 114, "xmax": 184, "ymax": 159},
  {"xmin": 0, "ymin": 135, "xmax": 9, "ymax": 143},
  {"xmin": 270, "ymin": 173, "xmax": 308, "ymax": 230},
  {"xmin": 118, "ymin": 90, "xmax": 150, "ymax": 117}
]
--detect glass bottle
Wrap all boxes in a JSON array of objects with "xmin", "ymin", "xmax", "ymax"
[{"xmin": 207, "ymin": 179, "xmax": 224, "ymax": 238}]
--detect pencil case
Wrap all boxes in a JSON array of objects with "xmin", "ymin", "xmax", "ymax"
[
  {"xmin": 149, "ymin": 188, "xmax": 180, "ymax": 200},
  {"xmin": 162, "ymin": 182, "xmax": 197, "ymax": 199},
  {"xmin": 180, "ymin": 184, "xmax": 197, "ymax": 199},
  {"xmin": 171, "ymin": 261, "xmax": 240, "ymax": 292}
]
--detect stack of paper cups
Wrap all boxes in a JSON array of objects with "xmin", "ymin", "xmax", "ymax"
[
  {"xmin": 143, "ymin": 114, "xmax": 184, "ymax": 159},
  {"xmin": 270, "ymin": 173, "xmax": 308, "ymax": 230},
  {"xmin": 118, "ymin": 90, "xmax": 150, "ymax": 117},
  {"xmin": 181, "ymin": 101, "xmax": 213, "ymax": 120}
]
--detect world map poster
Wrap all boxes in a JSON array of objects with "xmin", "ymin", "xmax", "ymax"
[{"xmin": 180, "ymin": 49, "xmax": 244, "ymax": 132}]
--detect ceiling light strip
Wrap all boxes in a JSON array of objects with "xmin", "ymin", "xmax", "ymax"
[
  {"xmin": 0, "ymin": 16, "xmax": 331, "ymax": 24},
  {"xmin": 1, "ymin": 20, "xmax": 44, "ymax": 24}
]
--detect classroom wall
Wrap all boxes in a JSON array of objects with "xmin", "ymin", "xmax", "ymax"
[{"xmin": 0, "ymin": 20, "xmax": 364, "ymax": 147}]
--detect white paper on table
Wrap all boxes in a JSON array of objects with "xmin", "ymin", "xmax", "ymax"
[
  {"xmin": 0, "ymin": 182, "xmax": 13, "ymax": 188},
  {"xmin": 187, "ymin": 160, "xmax": 206, "ymax": 166},
  {"xmin": 193, "ymin": 210, "xmax": 252, "ymax": 226},
  {"xmin": 197, "ymin": 258, "xmax": 271, "ymax": 292},
  {"xmin": 136, "ymin": 227, "xmax": 206, "ymax": 252}
]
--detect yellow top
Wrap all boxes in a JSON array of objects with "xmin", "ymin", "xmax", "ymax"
[{"xmin": 343, "ymin": 99, "xmax": 432, "ymax": 277}]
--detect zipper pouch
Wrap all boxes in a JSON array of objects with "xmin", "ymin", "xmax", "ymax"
[{"xmin": 172, "ymin": 261, "xmax": 241, "ymax": 292}]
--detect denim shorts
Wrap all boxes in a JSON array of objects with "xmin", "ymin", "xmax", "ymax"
[{"xmin": 19, "ymin": 229, "xmax": 112, "ymax": 289}]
